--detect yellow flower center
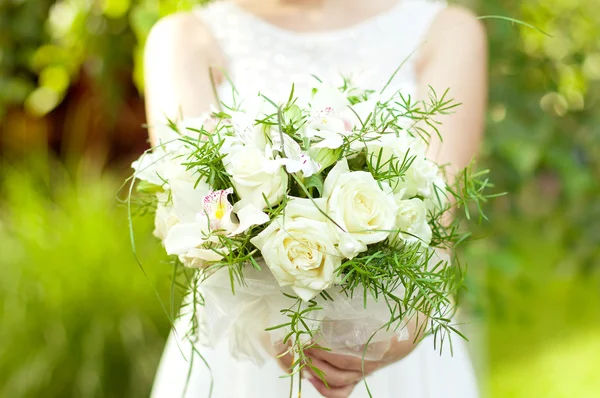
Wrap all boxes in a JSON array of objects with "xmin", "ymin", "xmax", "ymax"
[{"xmin": 214, "ymin": 203, "xmax": 226, "ymax": 220}]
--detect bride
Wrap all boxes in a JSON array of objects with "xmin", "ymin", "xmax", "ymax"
[{"xmin": 145, "ymin": 0, "xmax": 487, "ymax": 397}]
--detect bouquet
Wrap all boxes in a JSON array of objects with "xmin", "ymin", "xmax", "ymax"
[{"xmin": 128, "ymin": 79, "xmax": 493, "ymax": 393}]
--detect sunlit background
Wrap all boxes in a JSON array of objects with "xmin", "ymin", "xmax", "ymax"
[{"xmin": 1, "ymin": 0, "xmax": 599, "ymax": 397}]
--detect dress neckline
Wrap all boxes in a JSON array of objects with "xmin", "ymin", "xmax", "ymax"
[{"xmin": 222, "ymin": 0, "xmax": 408, "ymax": 41}]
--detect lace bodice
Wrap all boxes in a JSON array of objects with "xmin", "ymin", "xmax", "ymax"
[{"xmin": 195, "ymin": 0, "xmax": 446, "ymax": 103}]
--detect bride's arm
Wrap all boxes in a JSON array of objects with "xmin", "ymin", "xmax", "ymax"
[
  {"xmin": 144, "ymin": 12, "xmax": 224, "ymax": 145},
  {"xmin": 300, "ymin": 7, "xmax": 487, "ymax": 398},
  {"xmin": 419, "ymin": 7, "xmax": 488, "ymax": 176}
]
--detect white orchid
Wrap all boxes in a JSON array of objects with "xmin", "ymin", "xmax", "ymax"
[
  {"xmin": 228, "ymin": 98, "xmax": 272, "ymax": 149},
  {"xmin": 270, "ymin": 132, "xmax": 320, "ymax": 177},
  {"xmin": 305, "ymin": 84, "xmax": 355, "ymax": 149},
  {"xmin": 164, "ymin": 188, "xmax": 269, "ymax": 268}
]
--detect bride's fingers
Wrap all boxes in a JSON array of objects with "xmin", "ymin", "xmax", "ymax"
[
  {"xmin": 274, "ymin": 342, "xmax": 294, "ymax": 373},
  {"xmin": 276, "ymin": 350, "xmax": 294, "ymax": 373},
  {"xmin": 304, "ymin": 356, "xmax": 363, "ymax": 387},
  {"xmin": 306, "ymin": 374, "xmax": 357, "ymax": 398},
  {"xmin": 305, "ymin": 348, "xmax": 380, "ymax": 374}
]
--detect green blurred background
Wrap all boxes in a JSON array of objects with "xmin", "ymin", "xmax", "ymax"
[{"xmin": 0, "ymin": 0, "xmax": 598, "ymax": 397}]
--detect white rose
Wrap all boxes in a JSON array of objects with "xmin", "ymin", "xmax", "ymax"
[
  {"xmin": 323, "ymin": 159, "xmax": 398, "ymax": 258},
  {"xmin": 392, "ymin": 198, "xmax": 432, "ymax": 246},
  {"xmin": 398, "ymin": 158, "xmax": 446, "ymax": 200},
  {"xmin": 251, "ymin": 198, "xmax": 342, "ymax": 301},
  {"xmin": 365, "ymin": 134, "xmax": 445, "ymax": 201},
  {"xmin": 222, "ymin": 144, "xmax": 287, "ymax": 209}
]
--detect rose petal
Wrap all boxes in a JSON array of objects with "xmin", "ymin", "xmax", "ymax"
[{"xmin": 291, "ymin": 285, "xmax": 320, "ymax": 302}]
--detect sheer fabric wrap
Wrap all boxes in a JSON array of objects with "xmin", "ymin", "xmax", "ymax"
[{"xmin": 194, "ymin": 250, "xmax": 449, "ymax": 365}]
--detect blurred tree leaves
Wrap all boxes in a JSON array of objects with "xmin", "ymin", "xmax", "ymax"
[
  {"xmin": 0, "ymin": 0, "xmax": 207, "ymax": 119},
  {"xmin": 0, "ymin": 0, "xmax": 55, "ymax": 118},
  {"xmin": 458, "ymin": 1, "xmax": 600, "ymax": 395},
  {"xmin": 474, "ymin": 0, "xmax": 600, "ymax": 272}
]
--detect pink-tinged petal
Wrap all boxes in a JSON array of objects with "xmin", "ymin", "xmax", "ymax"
[
  {"xmin": 299, "ymin": 154, "xmax": 320, "ymax": 177},
  {"xmin": 203, "ymin": 188, "xmax": 234, "ymax": 229},
  {"xmin": 343, "ymin": 118, "xmax": 353, "ymax": 132}
]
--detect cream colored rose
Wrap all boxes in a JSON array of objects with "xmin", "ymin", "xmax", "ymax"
[
  {"xmin": 365, "ymin": 133, "xmax": 446, "ymax": 201},
  {"xmin": 397, "ymin": 157, "xmax": 445, "ymax": 200},
  {"xmin": 251, "ymin": 198, "xmax": 342, "ymax": 301},
  {"xmin": 323, "ymin": 159, "xmax": 398, "ymax": 259},
  {"xmin": 392, "ymin": 198, "xmax": 432, "ymax": 246},
  {"xmin": 222, "ymin": 144, "xmax": 288, "ymax": 210}
]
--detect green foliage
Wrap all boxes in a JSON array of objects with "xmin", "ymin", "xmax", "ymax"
[
  {"xmin": 459, "ymin": 0, "xmax": 600, "ymax": 395},
  {"xmin": 465, "ymin": 0, "xmax": 600, "ymax": 325},
  {"xmin": 0, "ymin": 0, "xmax": 55, "ymax": 118},
  {"xmin": 0, "ymin": 156, "xmax": 174, "ymax": 398},
  {"xmin": 0, "ymin": 0, "xmax": 209, "ymax": 118}
]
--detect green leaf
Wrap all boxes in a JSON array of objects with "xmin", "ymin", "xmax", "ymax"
[{"xmin": 304, "ymin": 174, "xmax": 324, "ymax": 196}]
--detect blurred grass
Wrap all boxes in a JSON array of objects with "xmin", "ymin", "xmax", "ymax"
[
  {"xmin": 462, "ymin": 192, "xmax": 600, "ymax": 396},
  {"xmin": 0, "ymin": 156, "xmax": 174, "ymax": 398},
  {"xmin": 490, "ymin": 328, "xmax": 600, "ymax": 397}
]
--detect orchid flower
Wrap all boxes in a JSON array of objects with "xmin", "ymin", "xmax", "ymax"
[
  {"xmin": 164, "ymin": 188, "xmax": 269, "ymax": 266},
  {"xmin": 271, "ymin": 133, "xmax": 320, "ymax": 177}
]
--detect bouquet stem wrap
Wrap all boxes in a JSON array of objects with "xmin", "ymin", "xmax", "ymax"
[{"xmin": 196, "ymin": 253, "xmax": 455, "ymax": 365}]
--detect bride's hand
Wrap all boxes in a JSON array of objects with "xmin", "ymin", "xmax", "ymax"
[
  {"xmin": 303, "ymin": 335, "xmax": 419, "ymax": 398},
  {"xmin": 276, "ymin": 319, "xmax": 423, "ymax": 398}
]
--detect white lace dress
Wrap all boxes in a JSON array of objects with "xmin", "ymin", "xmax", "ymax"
[{"xmin": 151, "ymin": 1, "xmax": 479, "ymax": 397}]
